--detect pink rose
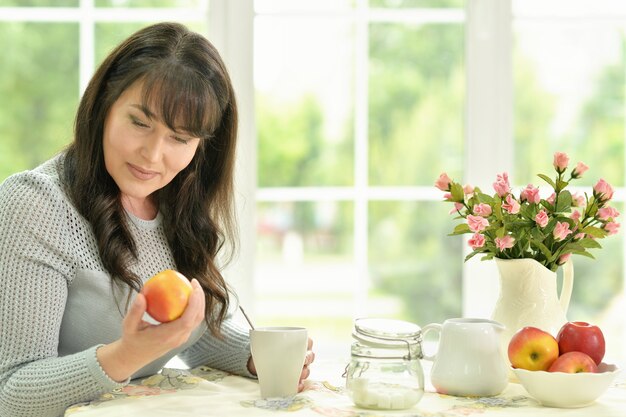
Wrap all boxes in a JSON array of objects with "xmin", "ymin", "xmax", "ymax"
[
  {"xmin": 502, "ymin": 194, "xmax": 520, "ymax": 214},
  {"xmin": 553, "ymin": 221, "xmax": 573, "ymax": 241},
  {"xmin": 571, "ymin": 193, "xmax": 586, "ymax": 208},
  {"xmin": 570, "ymin": 210, "xmax": 581, "ymax": 221},
  {"xmin": 467, "ymin": 215, "xmax": 489, "ymax": 232},
  {"xmin": 558, "ymin": 253, "xmax": 571, "ymax": 265},
  {"xmin": 473, "ymin": 203, "xmax": 492, "ymax": 217},
  {"xmin": 495, "ymin": 235, "xmax": 515, "ymax": 251},
  {"xmin": 574, "ymin": 232, "xmax": 586, "ymax": 240},
  {"xmin": 468, "ymin": 232, "xmax": 486, "ymax": 249},
  {"xmin": 598, "ymin": 207, "xmax": 620, "ymax": 221},
  {"xmin": 553, "ymin": 152, "xmax": 569, "ymax": 173},
  {"xmin": 493, "ymin": 172, "xmax": 511, "ymax": 197},
  {"xmin": 535, "ymin": 210, "xmax": 549, "ymax": 228},
  {"xmin": 435, "ymin": 173, "xmax": 452, "ymax": 191},
  {"xmin": 546, "ymin": 192, "xmax": 556, "ymax": 205},
  {"xmin": 604, "ymin": 222, "xmax": 620, "ymax": 236},
  {"xmin": 572, "ymin": 161, "xmax": 589, "ymax": 178},
  {"xmin": 520, "ymin": 184, "xmax": 541, "ymax": 204},
  {"xmin": 449, "ymin": 202, "xmax": 464, "ymax": 214},
  {"xmin": 463, "ymin": 184, "xmax": 475, "ymax": 195},
  {"xmin": 593, "ymin": 179, "xmax": 614, "ymax": 202}
]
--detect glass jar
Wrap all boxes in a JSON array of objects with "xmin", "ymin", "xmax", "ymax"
[{"xmin": 344, "ymin": 318, "xmax": 425, "ymax": 410}]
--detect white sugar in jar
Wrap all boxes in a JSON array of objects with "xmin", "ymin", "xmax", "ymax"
[{"xmin": 344, "ymin": 318, "xmax": 425, "ymax": 410}]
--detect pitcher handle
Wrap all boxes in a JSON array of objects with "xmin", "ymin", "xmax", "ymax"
[
  {"xmin": 421, "ymin": 323, "xmax": 442, "ymax": 361},
  {"xmin": 559, "ymin": 258, "xmax": 574, "ymax": 314}
]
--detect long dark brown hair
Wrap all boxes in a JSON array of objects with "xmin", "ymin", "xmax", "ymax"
[{"xmin": 63, "ymin": 22, "xmax": 238, "ymax": 336}]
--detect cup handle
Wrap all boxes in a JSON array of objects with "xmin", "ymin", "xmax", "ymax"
[
  {"xmin": 420, "ymin": 323, "xmax": 442, "ymax": 361},
  {"xmin": 559, "ymin": 258, "xmax": 574, "ymax": 314}
]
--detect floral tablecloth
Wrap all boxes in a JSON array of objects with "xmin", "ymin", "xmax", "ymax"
[{"xmin": 65, "ymin": 362, "xmax": 626, "ymax": 417}]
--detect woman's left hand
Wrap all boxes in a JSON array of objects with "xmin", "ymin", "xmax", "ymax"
[
  {"xmin": 247, "ymin": 337, "xmax": 316, "ymax": 392},
  {"xmin": 298, "ymin": 337, "xmax": 315, "ymax": 392}
]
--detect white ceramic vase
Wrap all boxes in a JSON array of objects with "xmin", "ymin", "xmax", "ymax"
[{"xmin": 492, "ymin": 257, "xmax": 574, "ymax": 365}]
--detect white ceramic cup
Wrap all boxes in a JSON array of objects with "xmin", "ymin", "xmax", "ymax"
[{"xmin": 250, "ymin": 327, "xmax": 308, "ymax": 398}]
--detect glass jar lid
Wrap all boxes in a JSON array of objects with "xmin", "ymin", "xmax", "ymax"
[{"xmin": 352, "ymin": 318, "xmax": 423, "ymax": 350}]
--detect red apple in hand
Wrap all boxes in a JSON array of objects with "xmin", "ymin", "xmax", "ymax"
[
  {"xmin": 142, "ymin": 269, "xmax": 192, "ymax": 323},
  {"xmin": 556, "ymin": 321, "xmax": 605, "ymax": 365},
  {"xmin": 508, "ymin": 326, "xmax": 560, "ymax": 371},
  {"xmin": 548, "ymin": 351, "xmax": 598, "ymax": 373}
]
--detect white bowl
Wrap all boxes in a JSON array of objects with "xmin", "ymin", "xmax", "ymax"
[{"xmin": 512, "ymin": 363, "xmax": 621, "ymax": 408}]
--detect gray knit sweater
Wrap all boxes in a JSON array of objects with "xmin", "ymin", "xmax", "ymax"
[{"xmin": 0, "ymin": 155, "xmax": 252, "ymax": 417}]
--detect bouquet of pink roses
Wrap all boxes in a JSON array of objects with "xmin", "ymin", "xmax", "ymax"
[{"xmin": 435, "ymin": 152, "xmax": 620, "ymax": 272}]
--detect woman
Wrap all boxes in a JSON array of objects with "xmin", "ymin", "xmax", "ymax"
[{"xmin": 0, "ymin": 22, "xmax": 314, "ymax": 417}]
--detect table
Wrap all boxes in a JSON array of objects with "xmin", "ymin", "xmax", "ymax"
[{"xmin": 65, "ymin": 359, "xmax": 626, "ymax": 417}]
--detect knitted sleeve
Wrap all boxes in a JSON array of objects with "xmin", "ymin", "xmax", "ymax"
[
  {"xmin": 177, "ymin": 316, "xmax": 255, "ymax": 378},
  {"xmin": 0, "ymin": 171, "xmax": 126, "ymax": 417}
]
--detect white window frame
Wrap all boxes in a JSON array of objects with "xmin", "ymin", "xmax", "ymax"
[
  {"xmin": 3, "ymin": 0, "xmax": 624, "ymax": 331},
  {"xmin": 214, "ymin": 0, "xmax": 512, "ymax": 317}
]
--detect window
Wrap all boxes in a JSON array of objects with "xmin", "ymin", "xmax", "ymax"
[
  {"xmin": 251, "ymin": 0, "xmax": 465, "ymax": 357},
  {"xmin": 2, "ymin": 0, "xmax": 625, "ymax": 365},
  {"xmin": 0, "ymin": 0, "xmax": 208, "ymax": 181}
]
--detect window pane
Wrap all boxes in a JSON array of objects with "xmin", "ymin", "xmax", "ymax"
[
  {"xmin": 95, "ymin": 22, "xmax": 207, "ymax": 65},
  {"xmin": 95, "ymin": 23, "xmax": 147, "ymax": 65},
  {"xmin": 369, "ymin": 201, "xmax": 462, "ymax": 325},
  {"xmin": 1, "ymin": 0, "xmax": 78, "ymax": 5},
  {"xmin": 513, "ymin": 2, "xmax": 626, "ymax": 364},
  {"xmin": 513, "ymin": 21, "xmax": 625, "ymax": 187},
  {"xmin": 369, "ymin": 22, "xmax": 465, "ymax": 186},
  {"xmin": 255, "ymin": 201, "xmax": 355, "ymax": 354},
  {"xmin": 255, "ymin": 0, "xmax": 354, "ymax": 13},
  {"xmin": 568, "ymin": 202, "xmax": 624, "ymax": 361},
  {"xmin": 369, "ymin": 0, "xmax": 463, "ymax": 8},
  {"xmin": 0, "ymin": 22, "xmax": 78, "ymax": 182},
  {"xmin": 95, "ymin": 0, "xmax": 203, "ymax": 7},
  {"xmin": 255, "ymin": 16, "xmax": 355, "ymax": 187},
  {"xmin": 257, "ymin": 201, "xmax": 353, "ymax": 261}
]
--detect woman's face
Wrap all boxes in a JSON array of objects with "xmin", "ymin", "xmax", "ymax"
[{"xmin": 103, "ymin": 81, "xmax": 201, "ymax": 214}]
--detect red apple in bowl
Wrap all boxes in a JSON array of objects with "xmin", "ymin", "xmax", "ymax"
[
  {"xmin": 556, "ymin": 321, "xmax": 605, "ymax": 365},
  {"xmin": 548, "ymin": 351, "xmax": 598, "ymax": 373},
  {"xmin": 508, "ymin": 326, "xmax": 560, "ymax": 371}
]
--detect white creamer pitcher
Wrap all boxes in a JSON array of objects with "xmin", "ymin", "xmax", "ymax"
[{"xmin": 422, "ymin": 318, "xmax": 508, "ymax": 397}]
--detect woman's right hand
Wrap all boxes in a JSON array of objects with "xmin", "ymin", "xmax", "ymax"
[{"xmin": 96, "ymin": 278, "xmax": 206, "ymax": 382}]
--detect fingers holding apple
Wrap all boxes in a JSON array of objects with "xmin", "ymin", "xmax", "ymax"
[
  {"xmin": 556, "ymin": 321, "xmax": 605, "ymax": 365},
  {"xmin": 508, "ymin": 326, "xmax": 560, "ymax": 371}
]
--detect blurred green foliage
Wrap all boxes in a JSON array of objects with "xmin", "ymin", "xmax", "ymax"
[
  {"xmin": 0, "ymin": 23, "xmax": 78, "ymax": 179},
  {"xmin": 1, "ymin": 3, "xmax": 623, "ymax": 328}
]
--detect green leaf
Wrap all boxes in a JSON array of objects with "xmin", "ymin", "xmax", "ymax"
[
  {"xmin": 581, "ymin": 226, "xmax": 608, "ymax": 238},
  {"xmin": 537, "ymin": 173, "xmax": 556, "ymax": 189},
  {"xmin": 578, "ymin": 238, "xmax": 602, "ymax": 249},
  {"xmin": 496, "ymin": 227, "xmax": 506, "ymax": 238},
  {"xmin": 556, "ymin": 179, "xmax": 569, "ymax": 191},
  {"xmin": 477, "ymin": 193, "xmax": 495, "ymax": 204},
  {"xmin": 450, "ymin": 182, "xmax": 465, "ymax": 202},
  {"xmin": 560, "ymin": 242, "xmax": 586, "ymax": 253},
  {"xmin": 519, "ymin": 204, "xmax": 535, "ymax": 220},
  {"xmin": 465, "ymin": 250, "xmax": 482, "ymax": 262},
  {"xmin": 586, "ymin": 199, "xmax": 599, "ymax": 218},
  {"xmin": 540, "ymin": 200, "xmax": 555, "ymax": 212},
  {"xmin": 493, "ymin": 199, "xmax": 503, "ymax": 221},
  {"xmin": 480, "ymin": 253, "xmax": 495, "ymax": 261},
  {"xmin": 571, "ymin": 250, "xmax": 595, "ymax": 259},
  {"xmin": 451, "ymin": 223, "xmax": 472, "ymax": 235},
  {"xmin": 531, "ymin": 239, "xmax": 553, "ymax": 260},
  {"xmin": 555, "ymin": 190, "xmax": 572, "ymax": 213}
]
